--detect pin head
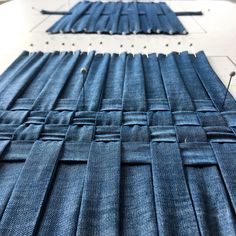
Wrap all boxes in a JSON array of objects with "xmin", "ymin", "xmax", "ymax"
[
  {"xmin": 80, "ymin": 67, "xmax": 87, "ymax": 75},
  {"xmin": 230, "ymin": 71, "xmax": 236, "ymax": 77}
]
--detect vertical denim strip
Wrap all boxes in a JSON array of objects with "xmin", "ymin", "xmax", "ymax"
[
  {"xmin": 38, "ymin": 163, "xmax": 86, "ymax": 235},
  {"xmin": 142, "ymin": 54, "xmax": 167, "ymax": 100},
  {"xmin": 103, "ymin": 53, "xmax": 126, "ymax": 100},
  {"xmin": 0, "ymin": 52, "xmax": 50, "ymax": 110},
  {"xmin": 0, "ymin": 162, "xmax": 24, "ymax": 221},
  {"xmin": 21, "ymin": 52, "xmax": 64, "ymax": 99},
  {"xmin": 118, "ymin": 13, "xmax": 129, "ymax": 35},
  {"xmin": 0, "ymin": 140, "xmax": 63, "ymax": 235},
  {"xmin": 211, "ymin": 143, "xmax": 236, "ymax": 214},
  {"xmin": 123, "ymin": 54, "xmax": 146, "ymax": 111},
  {"xmin": 62, "ymin": 2, "xmax": 91, "ymax": 33},
  {"xmin": 160, "ymin": 2, "xmax": 186, "ymax": 34},
  {"xmin": 82, "ymin": 54, "xmax": 110, "ymax": 111},
  {"xmin": 186, "ymin": 165, "xmax": 236, "ymax": 235},
  {"xmin": 101, "ymin": 53, "xmax": 126, "ymax": 110},
  {"xmin": 191, "ymin": 51, "xmax": 236, "ymax": 111},
  {"xmin": 151, "ymin": 142, "xmax": 200, "ymax": 235},
  {"xmin": 87, "ymin": 2, "xmax": 105, "ymax": 32},
  {"xmin": 95, "ymin": 15, "xmax": 109, "ymax": 33},
  {"xmin": 77, "ymin": 142, "xmax": 121, "ymax": 236},
  {"xmin": 120, "ymin": 164, "xmax": 158, "ymax": 235},
  {"xmin": 110, "ymin": 2, "xmax": 122, "ymax": 34},
  {"xmin": 159, "ymin": 53, "xmax": 194, "ymax": 111},
  {"xmin": 60, "ymin": 52, "xmax": 94, "ymax": 99},
  {"xmin": 0, "ymin": 51, "xmax": 29, "ymax": 91},
  {"xmin": 144, "ymin": 4, "xmax": 161, "ymax": 32},
  {"xmin": 33, "ymin": 52, "xmax": 80, "ymax": 111},
  {"xmin": 128, "ymin": 3, "xmax": 141, "ymax": 33},
  {"xmin": 175, "ymin": 51, "xmax": 209, "ymax": 101},
  {"xmin": 158, "ymin": 3, "xmax": 174, "ymax": 34}
]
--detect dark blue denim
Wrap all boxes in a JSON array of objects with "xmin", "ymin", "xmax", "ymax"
[
  {"xmin": 0, "ymin": 51, "xmax": 236, "ymax": 235},
  {"xmin": 47, "ymin": 1, "xmax": 186, "ymax": 35}
]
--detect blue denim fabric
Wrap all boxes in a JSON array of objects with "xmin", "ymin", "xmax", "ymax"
[
  {"xmin": 0, "ymin": 51, "xmax": 236, "ymax": 235},
  {"xmin": 47, "ymin": 2, "xmax": 186, "ymax": 34}
]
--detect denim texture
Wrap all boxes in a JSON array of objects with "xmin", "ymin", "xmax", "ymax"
[
  {"xmin": 47, "ymin": 1, "xmax": 186, "ymax": 35},
  {"xmin": 0, "ymin": 51, "xmax": 236, "ymax": 235}
]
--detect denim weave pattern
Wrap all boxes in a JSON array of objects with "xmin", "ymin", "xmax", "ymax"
[
  {"xmin": 47, "ymin": 1, "xmax": 186, "ymax": 35},
  {"xmin": 0, "ymin": 51, "xmax": 236, "ymax": 235}
]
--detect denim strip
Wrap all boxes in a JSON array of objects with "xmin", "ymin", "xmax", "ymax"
[
  {"xmin": 33, "ymin": 52, "xmax": 80, "ymax": 111},
  {"xmin": 211, "ymin": 143, "xmax": 236, "ymax": 214},
  {"xmin": 180, "ymin": 142, "xmax": 217, "ymax": 166},
  {"xmin": 38, "ymin": 162, "xmax": 86, "ymax": 235},
  {"xmin": 204, "ymin": 126, "xmax": 236, "ymax": 142},
  {"xmin": 61, "ymin": 2, "xmax": 91, "ymax": 33},
  {"xmin": 128, "ymin": 2, "xmax": 141, "ymax": 33},
  {"xmin": 0, "ymin": 53, "xmax": 50, "ymax": 110},
  {"xmin": 175, "ymin": 52, "xmax": 209, "ymax": 101},
  {"xmin": 186, "ymin": 165, "xmax": 236, "ymax": 235},
  {"xmin": 102, "ymin": 53, "xmax": 126, "ymax": 102},
  {"xmin": 222, "ymin": 111, "xmax": 236, "ymax": 127},
  {"xmin": 87, "ymin": 2, "xmax": 105, "ymax": 32},
  {"xmin": 0, "ymin": 140, "xmax": 63, "ymax": 235},
  {"xmin": 159, "ymin": 53, "xmax": 194, "ymax": 111},
  {"xmin": 191, "ymin": 51, "xmax": 236, "ymax": 111},
  {"xmin": 176, "ymin": 126, "xmax": 207, "ymax": 142},
  {"xmin": 13, "ymin": 124, "xmax": 43, "ymax": 140},
  {"xmin": 0, "ymin": 111, "xmax": 28, "ymax": 124},
  {"xmin": 142, "ymin": 54, "xmax": 168, "ymax": 102},
  {"xmin": 110, "ymin": 2, "xmax": 122, "ymax": 34},
  {"xmin": 123, "ymin": 54, "xmax": 146, "ymax": 111},
  {"xmin": 58, "ymin": 52, "xmax": 93, "ymax": 100},
  {"xmin": 144, "ymin": 4, "xmax": 161, "ymax": 32},
  {"xmin": 22, "ymin": 52, "xmax": 64, "ymax": 99},
  {"xmin": 119, "ymin": 164, "xmax": 158, "ymax": 235},
  {"xmin": 77, "ymin": 142, "xmax": 121, "ymax": 235},
  {"xmin": 82, "ymin": 54, "xmax": 110, "ymax": 111},
  {"xmin": 121, "ymin": 126, "xmax": 149, "ymax": 142},
  {"xmin": 0, "ymin": 162, "xmax": 24, "ymax": 220},
  {"xmin": 151, "ymin": 142, "xmax": 200, "ymax": 235},
  {"xmin": 0, "ymin": 51, "xmax": 29, "ymax": 91}
]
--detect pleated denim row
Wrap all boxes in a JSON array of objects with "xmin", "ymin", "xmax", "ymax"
[
  {"xmin": 0, "ymin": 51, "xmax": 236, "ymax": 235},
  {"xmin": 47, "ymin": 1, "xmax": 186, "ymax": 34}
]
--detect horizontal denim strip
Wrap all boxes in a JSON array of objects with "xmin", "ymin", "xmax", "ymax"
[{"xmin": 0, "ymin": 140, "xmax": 221, "ymax": 166}]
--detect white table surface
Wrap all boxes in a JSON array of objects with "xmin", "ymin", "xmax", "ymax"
[{"xmin": 0, "ymin": 0, "xmax": 236, "ymax": 97}]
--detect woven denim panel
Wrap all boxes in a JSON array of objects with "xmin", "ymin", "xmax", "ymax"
[
  {"xmin": 47, "ymin": 1, "xmax": 186, "ymax": 35},
  {"xmin": 0, "ymin": 51, "xmax": 236, "ymax": 235}
]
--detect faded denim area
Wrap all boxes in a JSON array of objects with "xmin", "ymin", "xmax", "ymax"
[
  {"xmin": 0, "ymin": 51, "xmax": 236, "ymax": 235},
  {"xmin": 47, "ymin": 1, "xmax": 186, "ymax": 35}
]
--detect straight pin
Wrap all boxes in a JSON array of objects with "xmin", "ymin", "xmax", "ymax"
[
  {"xmin": 72, "ymin": 43, "xmax": 75, "ymax": 55},
  {"xmin": 131, "ymin": 44, "xmax": 135, "ymax": 57},
  {"xmin": 144, "ymin": 46, "xmax": 148, "ymax": 57},
  {"xmin": 60, "ymin": 42, "xmax": 65, "ymax": 54},
  {"xmin": 190, "ymin": 43, "xmax": 196, "ymax": 57},
  {"xmin": 119, "ymin": 44, "xmax": 123, "ymax": 56},
  {"xmin": 222, "ymin": 71, "xmax": 236, "ymax": 107}
]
